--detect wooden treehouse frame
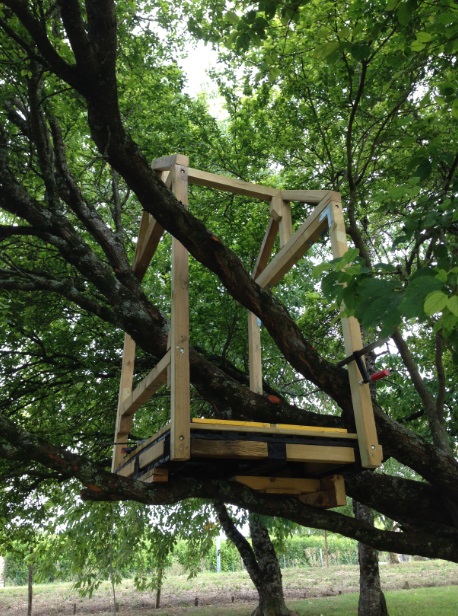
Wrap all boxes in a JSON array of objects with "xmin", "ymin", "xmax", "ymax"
[{"xmin": 112, "ymin": 154, "xmax": 383, "ymax": 508}]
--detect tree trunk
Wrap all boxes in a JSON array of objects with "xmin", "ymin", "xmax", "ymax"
[
  {"xmin": 355, "ymin": 502, "xmax": 389, "ymax": 616},
  {"xmin": 213, "ymin": 503, "xmax": 293, "ymax": 616},
  {"xmin": 155, "ymin": 567, "xmax": 163, "ymax": 608},
  {"xmin": 27, "ymin": 548, "xmax": 33, "ymax": 616}
]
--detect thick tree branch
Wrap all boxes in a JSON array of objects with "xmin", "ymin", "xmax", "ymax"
[{"xmin": 1, "ymin": 413, "xmax": 458, "ymax": 562}]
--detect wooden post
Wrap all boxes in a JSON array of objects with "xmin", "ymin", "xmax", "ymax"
[
  {"xmin": 327, "ymin": 193, "xmax": 383, "ymax": 468},
  {"xmin": 278, "ymin": 201, "xmax": 292, "ymax": 248},
  {"xmin": 248, "ymin": 312, "xmax": 263, "ymax": 394},
  {"xmin": 112, "ymin": 334, "xmax": 136, "ymax": 471},
  {"xmin": 169, "ymin": 162, "xmax": 191, "ymax": 460}
]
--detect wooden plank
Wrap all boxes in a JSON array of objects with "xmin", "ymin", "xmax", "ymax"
[
  {"xmin": 190, "ymin": 419, "xmax": 357, "ymax": 440},
  {"xmin": 116, "ymin": 458, "xmax": 136, "ymax": 478},
  {"xmin": 192, "ymin": 418, "xmax": 271, "ymax": 428},
  {"xmin": 327, "ymin": 194, "xmax": 383, "ymax": 469},
  {"xmin": 138, "ymin": 467, "xmax": 169, "ymax": 483},
  {"xmin": 285, "ymin": 444, "xmax": 356, "ymax": 464},
  {"xmin": 280, "ymin": 190, "xmax": 328, "ymax": 204},
  {"xmin": 255, "ymin": 194, "xmax": 332, "ymax": 288},
  {"xmin": 191, "ymin": 439, "xmax": 268, "ymax": 459},
  {"xmin": 119, "ymin": 350, "xmax": 171, "ymax": 417},
  {"xmin": 151, "ymin": 154, "xmax": 189, "ymax": 171},
  {"xmin": 114, "ymin": 424, "xmax": 171, "ymax": 475},
  {"xmin": 132, "ymin": 212, "xmax": 164, "ymax": 281},
  {"xmin": 275, "ymin": 424, "xmax": 350, "ymax": 434},
  {"xmin": 138, "ymin": 439, "xmax": 166, "ymax": 469},
  {"xmin": 188, "ymin": 167, "xmax": 280, "ymax": 201},
  {"xmin": 298, "ymin": 475, "xmax": 346, "ymax": 508},
  {"xmin": 252, "ymin": 217, "xmax": 279, "ymax": 279},
  {"xmin": 170, "ymin": 162, "xmax": 191, "ymax": 461},
  {"xmin": 112, "ymin": 334, "xmax": 136, "ymax": 471},
  {"xmin": 232, "ymin": 476, "xmax": 321, "ymax": 494},
  {"xmin": 248, "ymin": 311, "xmax": 263, "ymax": 394}
]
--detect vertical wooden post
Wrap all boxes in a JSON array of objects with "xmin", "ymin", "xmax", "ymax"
[
  {"xmin": 169, "ymin": 162, "xmax": 191, "ymax": 460},
  {"xmin": 112, "ymin": 334, "xmax": 136, "ymax": 471},
  {"xmin": 278, "ymin": 201, "xmax": 292, "ymax": 248},
  {"xmin": 248, "ymin": 312, "xmax": 263, "ymax": 394},
  {"xmin": 327, "ymin": 193, "xmax": 383, "ymax": 468}
]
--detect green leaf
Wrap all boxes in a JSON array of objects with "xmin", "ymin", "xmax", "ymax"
[
  {"xmin": 411, "ymin": 40, "xmax": 425, "ymax": 52},
  {"xmin": 236, "ymin": 32, "xmax": 251, "ymax": 51},
  {"xmin": 415, "ymin": 159, "xmax": 432, "ymax": 180},
  {"xmin": 447, "ymin": 296, "xmax": 458, "ymax": 317},
  {"xmin": 451, "ymin": 99, "xmax": 458, "ymax": 119},
  {"xmin": 435, "ymin": 269, "xmax": 448, "ymax": 283},
  {"xmin": 416, "ymin": 31, "xmax": 432, "ymax": 43},
  {"xmin": 386, "ymin": 0, "xmax": 399, "ymax": 10},
  {"xmin": 399, "ymin": 270, "xmax": 443, "ymax": 319},
  {"xmin": 312, "ymin": 261, "xmax": 333, "ymax": 277},
  {"xmin": 424, "ymin": 291, "xmax": 448, "ymax": 316},
  {"xmin": 314, "ymin": 41, "xmax": 340, "ymax": 60},
  {"xmin": 350, "ymin": 43, "xmax": 371, "ymax": 61},
  {"xmin": 225, "ymin": 11, "xmax": 239, "ymax": 25},
  {"xmin": 397, "ymin": 3, "xmax": 412, "ymax": 26}
]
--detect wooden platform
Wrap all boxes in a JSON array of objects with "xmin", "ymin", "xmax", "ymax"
[
  {"xmin": 111, "ymin": 155, "xmax": 382, "ymax": 508},
  {"xmin": 114, "ymin": 419, "xmax": 358, "ymax": 505}
]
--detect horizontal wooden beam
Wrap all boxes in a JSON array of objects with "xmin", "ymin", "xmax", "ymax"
[
  {"xmin": 190, "ymin": 439, "xmax": 268, "ymax": 459},
  {"xmin": 280, "ymin": 190, "xmax": 328, "ymax": 204},
  {"xmin": 286, "ymin": 444, "xmax": 356, "ymax": 464},
  {"xmin": 255, "ymin": 194, "xmax": 332, "ymax": 288},
  {"xmin": 116, "ymin": 458, "xmax": 136, "ymax": 478},
  {"xmin": 188, "ymin": 167, "xmax": 280, "ymax": 201},
  {"xmin": 138, "ymin": 439, "xmax": 165, "ymax": 469},
  {"xmin": 151, "ymin": 154, "xmax": 189, "ymax": 171},
  {"xmin": 232, "ymin": 476, "xmax": 321, "ymax": 494},
  {"xmin": 191, "ymin": 418, "xmax": 357, "ymax": 440},
  {"xmin": 138, "ymin": 467, "xmax": 169, "ymax": 483},
  {"xmin": 192, "ymin": 418, "xmax": 271, "ymax": 428},
  {"xmin": 119, "ymin": 350, "xmax": 171, "ymax": 417}
]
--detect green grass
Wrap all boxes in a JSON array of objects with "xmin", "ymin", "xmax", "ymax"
[
  {"xmin": 294, "ymin": 586, "xmax": 458, "ymax": 616},
  {"xmin": 146, "ymin": 587, "xmax": 458, "ymax": 616},
  {"xmin": 1, "ymin": 561, "xmax": 457, "ymax": 615}
]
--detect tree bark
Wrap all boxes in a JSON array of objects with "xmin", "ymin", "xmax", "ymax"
[
  {"xmin": 214, "ymin": 503, "xmax": 293, "ymax": 616},
  {"xmin": 355, "ymin": 502, "xmax": 388, "ymax": 616}
]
